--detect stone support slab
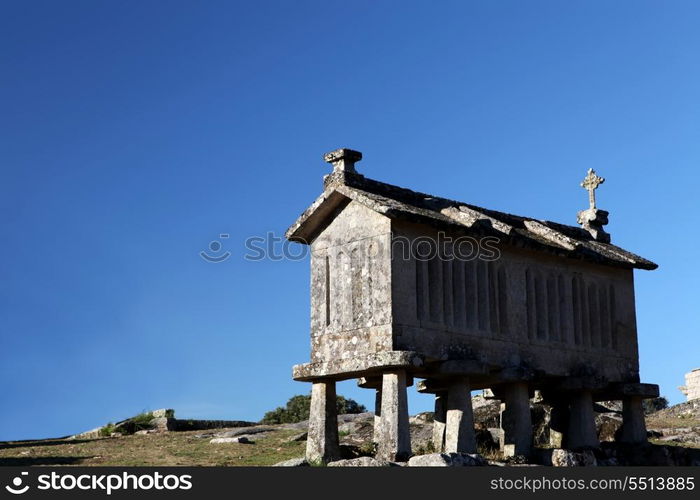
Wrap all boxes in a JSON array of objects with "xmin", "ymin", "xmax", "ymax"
[
  {"xmin": 618, "ymin": 396, "xmax": 648, "ymax": 444},
  {"xmin": 566, "ymin": 390, "xmax": 599, "ymax": 449},
  {"xmin": 444, "ymin": 377, "xmax": 476, "ymax": 454},
  {"xmin": 432, "ymin": 392, "xmax": 447, "ymax": 452},
  {"xmin": 306, "ymin": 380, "xmax": 340, "ymax": 463},
  {"xmin": 501, "ymin": 382, "xmax": 533, "ymax": 457},
  {"xmin": 377, "ymin": 370, "xmax": 411, "ymax": 461}
]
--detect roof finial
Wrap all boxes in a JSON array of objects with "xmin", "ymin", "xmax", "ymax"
[
  {"xmin": 577, "ymin": 168, "xmax": 610, "ymax": 243},
  {"xmin": 323, "ymin": 148, "xmax": 362, "ymax": 174},
  {"xmin": 581, "ymin": 168, "xmax": 605, "ymax": 210}
]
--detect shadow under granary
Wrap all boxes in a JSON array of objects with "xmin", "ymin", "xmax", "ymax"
[{"xmin": 285, "ymin": 148, "xmax": 659, "ymax": 463}]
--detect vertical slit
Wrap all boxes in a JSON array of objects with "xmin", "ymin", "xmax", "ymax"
[
  {"xmin": 535, "ymin": 272, "xmax": 546, "ymax": 340},
  {"xmin": 465, "ymin": 259, "xmax": 476, "ymax": 329},
  {"xmin": 558, "ymin": 274, "xmax": 567, "ymax": 344},
  {"xmin": 429, "ymin": 256, "xmax": 443, "ymax": 324},
  {"xmin": 498, "ymin": 266, "xmax": 508, "ymax": 336},
  {"xmin": 325, "ymin": 255, "xmax": 331, "ymax": 327},
  {"xmin": 599, "ymin": 286, "xmax": 609, "ymax": 348},
  {"xmin": 526, "ymin": 269, "xmax": 535, "ymax": 340},
  {"xmin": 580, "ymin": 277, "xmax": 590, "ymax": 347},
  {"xmin": 488, "ymin": 261, "xmax": 499, "ymax": 335},
  {"xmin": 452, "ymin": 252, "xmax": 465, "ymax": 330},
  {"xmin": 588, "ymin": 283, "xmax": 599, "ymax": 348},
  {"xmin": 351, "ymin": 247, "xmax": 362, "ymax": 327},
  {"xmin": 609, "ymin": 285, "xmax": 617, "ymax": 350},
  {"xmin": 571, "ymin": 276, "xmax": 580, "ymax": 345},
  {"xmin": 477, "ymin": 260, "xmax": 489, "ymax": 332},
  {"xmin": 547, "ymin": 274, "xmax": 558, "ymax": 342},
  {"xmin": 416, "ymin": 258, "xmax": 424, "ymax": 322},
  {"xmin": 443, "ymin": 252, "xmax": 453, "ymax": 327}
]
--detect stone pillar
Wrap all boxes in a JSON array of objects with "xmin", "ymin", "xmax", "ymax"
[
  {"xmin": 373, "ymin": 386, "xmax": 382, "ymax": 443},
  {"xmin": 566, "ymin": 390, "xmax": 599, "ymax": 449},
  {"xmin": 432, "ymin": 392, "xmax": 447, "ymax": 452},
  {"xmin": 619, "ymin": 396, "xmax": 647, "ymax": 444},
  {"xmin": 306, "ymin": 380, "xmax": 340, "ymax": 464},
  {"xmin": 377, "ymin": 370, "xmax": 411, "ymax": 461},
  {"xmin": 548, "ymin": 398, "xmax": 569, "ymax": 448},
  {"xmin": 501, "ymin": 382, "xmax": 532, "ymax": 457},
  {"xmin": 444, "ymin": 377, "xmax": 476, "ymax": 454}
]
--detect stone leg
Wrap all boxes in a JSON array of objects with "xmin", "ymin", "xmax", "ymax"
[
  {"xmin": 373, "ymin": 387, "xmax": 382, "ymax": 443},
  {"xmin": 444, "ymin": 377, "xmax": 476, "ymax": 454},
  {"xmin": 548, "ymin": 398, "xmax": 569, "ymax": 448},
  {"xmin": 306, "ymin": 380, "xmax": 340, "ymax": 464},
  {"xmin": 501, "ymin": 382, "xmax": 532, "ymax": 457},
  {"xmin": 377, "ymin": 370, "xmax": 411, "ymax": 461},
  {"xmin": 567, "ymin": 390, "xmax": 599, "ymax": 449},
  {"xmin": 619, "ymin": 396, "xmax": 647, "ymax": 444},
  {"xmin": 432, "ymin": 392, "xmax": 447, "ymax": 452}
]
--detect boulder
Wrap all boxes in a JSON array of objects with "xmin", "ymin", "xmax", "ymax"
[
  {"xmin": 596, "ymin": 413, "xmax": 623, "ymax": 442},
  {"xmin": 327, "ymin": 457, "xmax": 390, "ymax": 467},
  {"xmin": 408, "ymin": 453, "xmax": 486, "ymax": 467},
  {"xmin": 273, "ymin": 457, "xmax": 309, "ymax": 467},
  {"xmin": 550, "ymin": 449, "xmax": 597, "ymax": 467},
  {"xmin": 288, "ymin": 431, "xmax": 308, "ymax": 442},
  {"xmin": 209, "ymin": 436, "xmax": 253, "ymax": 444}
]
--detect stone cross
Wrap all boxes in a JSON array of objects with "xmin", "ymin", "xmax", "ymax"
[{"xmin": 580, "ymin": 168, "xmax": 605, "ymax": 210}]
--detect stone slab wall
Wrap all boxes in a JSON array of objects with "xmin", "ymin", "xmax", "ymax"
[
  {"xmin": 390, "ymin": 219, "xmax": 640, "ymax": 383},
  {"xmin": 309, "ymin": 200, "xmax": 393, "ymax": 363}
]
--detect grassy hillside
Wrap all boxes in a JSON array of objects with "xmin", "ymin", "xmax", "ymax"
[{"xmin": 0, "ymin": 428, "xmax": 305, "ymax": 467}]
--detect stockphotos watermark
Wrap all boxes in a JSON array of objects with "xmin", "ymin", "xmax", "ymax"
[
  {"xmin": 243, "ymin": 231, "xmax": 501, "ymax": 262},
  {"xmin": 4, "ymin": 470, "xmax": 192, "ymax": 495},
  {"xmin": 199, "ymin": 231, "xmax": 502, "ymax": 263}
]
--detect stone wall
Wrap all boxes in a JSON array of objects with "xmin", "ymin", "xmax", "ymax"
[
  {"xmin": 308, "ymin": 200, "xmax": 393, "ymax": 363},
  {"xmin": 680, "ymin": 369, "xmax": 700, "ymax": 401},
  {"xmin": 390, "ymin": 219, "xmax": 640, "ymax": 384}
]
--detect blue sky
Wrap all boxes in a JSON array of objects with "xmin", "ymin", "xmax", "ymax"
[{"xmin": 1, "ymin": 0, "xmax": 698, "ymax": 440}]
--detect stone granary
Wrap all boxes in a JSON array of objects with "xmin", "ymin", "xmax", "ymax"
[{"xmin": 286, "ymin": 148, "xmax": 659, "ymax": 463}]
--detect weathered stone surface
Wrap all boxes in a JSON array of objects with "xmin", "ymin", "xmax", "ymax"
[
  {"xmin": 327, "ymin": 457, "xmax": 389, "ymax": 467},
  {"xmin": 293, "ymin": 351, "xmax": 423, "ymax": 381},
  {"xmin": 618, "ymin": 396, "xmax": 647, "ymax": 444},
  {"xmin": 407, "ymin": 452, "xmax": 486, "ymax": 467},
  {"xmin": 151, "ymin": 409, "xmax": 175, "ymax": 419},
  {"xmin": 273, "ymin": 457, "xmax": 309, "ymax": 467},
  {"xmin": 376, "ymin": 370, "xmax": 411, "ymax": 461},
  {"xmin": 567, "ymin": 391, "xmax": 599, "ymax": 449},
  {"xmin": 432, "ymin": 394, "xmax": 446, "ymax": 452},
  {"xmin": 501, "ymin": 382, "xmax": 532, "ymax": 457},
  {"xmin": 551, "ymin": 449, "xmax": 597, "ymax": 467},
  {"xmin": 596, "ymin": 413, "xmax": 622, "ymax": 442},
  {"xmin": 134, "ymin": 429, "xmax": 157, "ymax": 436},
  {"xmin": 306, "ymin": 380, "xmax": 340, "ymax": 463},
  {"xmin": 444, "ymin": 378, "xmax": 476, "ymax": 454},
  {"xmin": 680, "ymin": 368, "xmax": 700, "ymax": 401},
  {"xmin": 289, "ymin": 432, "xmax": 308, "ymax": 442},
  {"xmin": 200, "ymin": 426, "xmax": 276, "ymax": 439},
  {"xmin": 150, "ymin": 417, "xmax": 176, "ymax": 432},
  {"xmin": 209, "ymin": 436, "xmax": 253, "ymax": 444}
]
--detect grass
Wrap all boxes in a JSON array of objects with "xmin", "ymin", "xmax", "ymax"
[
  {"xmin": 0, "ymin": 429, "xmax": 306, "ymax": 467},
  {"xmin": 646, "ymin": 415, "xmax": 700, "ymax": 430}
]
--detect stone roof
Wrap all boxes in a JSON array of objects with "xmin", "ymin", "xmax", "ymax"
[{"xmin": 286, "ymin": 166, "xmax": 657, "ymax": 271}]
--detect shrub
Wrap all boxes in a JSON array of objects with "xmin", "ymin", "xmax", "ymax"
[
  {"xmin": 99, "ymin": 423, "xmax": 117, "ymax": 437},
  {"xmin": 261, "ymin": 394, "xmax": 367, "ymax": 424},
  {"xmin": 643, "ymin": 396, "xmax": 669, "ymax": 415}
]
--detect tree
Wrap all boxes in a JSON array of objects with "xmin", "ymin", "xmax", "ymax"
[{"xmin": 261, "ymin": 394, "xmax": 367, "ymax": 424}]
